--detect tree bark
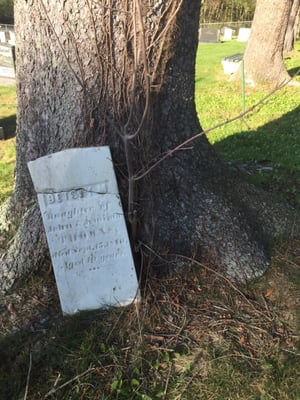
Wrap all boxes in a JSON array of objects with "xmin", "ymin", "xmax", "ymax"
[
  {"xmin": 0, "ymin": 0, "xmax": 299, "ymax": 294},
  {"xmin": 284, "ymin": 0, "xmax": 300, "ymax": 52},
  {"xmin": 237, "ymin": 0, "xmax": 293, "ymax": 85}
]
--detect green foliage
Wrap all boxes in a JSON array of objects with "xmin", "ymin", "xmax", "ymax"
[
  {"xmin": 0, "ymin": 0, "xmax": 13, "ymax": 23},
  {"xmin": 200, "ymin": 0, "xmax": 256, "ymax": 23}
]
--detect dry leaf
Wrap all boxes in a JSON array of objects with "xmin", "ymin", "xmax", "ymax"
[
  {"xmin": 7, "ymin": 303, "xmax": 16, "ymax": 314},
  {"xmin": 277, "ymin": 326, "xmax": 285, "ymax": 334},
  {"xmin": 239, "ymin": 335, "xmax": 247, "ymax": 345},
  {"xmin": 265, "ymin": 288, "xmax": 275, "ymax": 298}
]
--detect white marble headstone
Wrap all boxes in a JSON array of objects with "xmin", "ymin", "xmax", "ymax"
[
  {"xmin": 0, "ymin": 43, "xmax": 15, "ymax": 78},
  {"xmin": 223, "ymin": 27, "xmax": 233, "ymax": 41},
  {"xmin": 0, "ymin": 31, "xmax": 5, "ymax": 43},
  {"xmin": 28, "ymin": 147, "xmax": 139, "ymax": 315},
  {"xmin": 237, "ymin": 28, "xmax": 251, "ymax": 42}
]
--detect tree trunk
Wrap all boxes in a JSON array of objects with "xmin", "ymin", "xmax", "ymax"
[
  {"xmin": 284, "ymin": 0, "xmax": 300, "ymax": 52},
  {"xmin": 0, "ymin": 0, "xmax": 299, "ymax": 294},
  {"xmin": 237, "ymin": 0, "xmax": 293, "ymax": 85}
]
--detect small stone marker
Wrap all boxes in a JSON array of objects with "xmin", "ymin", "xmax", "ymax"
[
  {"xmin": 237, "ymin": 28, "xmax": 251, "ymax": 42},
  {"xmin": 28, "ymin": 147, "xmax": 139, "ymax": 315},
  {"xmin": 199, "ymin": 28, "xmax": 220, "ymax": 43}
]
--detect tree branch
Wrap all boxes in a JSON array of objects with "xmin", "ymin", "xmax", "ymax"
[{"xmin": 44, "ymin": 367, "xmax": 95, "ymax": 398}]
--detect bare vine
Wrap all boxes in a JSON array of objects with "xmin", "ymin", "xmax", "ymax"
[
  {"xmin": 134, "ymin": 67, "xmax": 300, "ymax": 182},
  {"xmin": 122, "ymin": 0, "xmax": 151, "ymax": 237},
  {"xmin": 33, "ymin": 0, "xmax": 183, "ymax": 242},
  {"xmin": 120, "ymin": 0, "xmax": 184, "ymax": 240}
]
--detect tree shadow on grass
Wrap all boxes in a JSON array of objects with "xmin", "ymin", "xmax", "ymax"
[
  {"xmin": 0, "ymin": 308, "xmax": 116, "ymax": 399},
  {"xmin": 213, "ymin": 105, "xmax": 300, "ymax": 207},
  {"xmin": 214, "ymin": 105, "xmax": 300, "ymax": 168},
  {"xmin": 287, "ymin": 66, "xmax": 300, "ymax": 77},
  {"xmin": 0, "ymin": 114, "xmax": 16, "ymax": 139}
]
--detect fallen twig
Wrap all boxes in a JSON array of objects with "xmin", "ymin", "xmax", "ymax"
[
  {"xmin": 44, "ymin": 367, "xmax": 95, "ymax": 398},
  {"xmin": 23, "ymin": 352, "xmax": 32, "ymax": 400},
  {"xmin": 171, "ymin": 254, "xmax": 274, "ymax": 322}
]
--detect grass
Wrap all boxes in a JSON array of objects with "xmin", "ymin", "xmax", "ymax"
[
  {"xmin": 195, "ymin": 40, "xmax": 300, "ymax": 206},
  {"xmin": 0, "ymin": 84, "xmax": 16, "ymax": 139},
  {"xmin": 0, "ymin": 83, "xmax": 16, "ymax": 203},
  {"xmin": 0, "ymin": 41, "xmax": 300, "ymax": 399},
  {"xmin": 0, "ymin": 139, "xmax": 15, "ymax": 203}
]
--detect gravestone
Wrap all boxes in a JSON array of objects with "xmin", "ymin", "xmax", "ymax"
[
  {"xmin": 8, "ymin": 31, "xmax": 15, "ymax": 46},
  {"xmin": 0, "ymin": 43, "xmax": 15, "ymax": 78},
  {"xmin": 237, "ymin": 28, "xmax": 251, "ymax": 42},
  {"xmin": 223, "ymin": 27, "xmax": 233, "ymax": 41},
  {"xmin": 4, "ymin": 31, "xmax": 10, "ymax": 42},
  {"xmin": 199, "ymin": 28, "xmax": 220, "ymax": 43},
  {"xmin": 0, "ymin": 43, "xmax": 12, "ymax": 57},
  {"xmin": 28, "ymin": 146, "xmax": 139, "ymax": 315}
]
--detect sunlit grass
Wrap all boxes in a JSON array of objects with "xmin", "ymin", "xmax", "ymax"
[
  {"xmin": 0, "ymin": 82, "xmax": 16, "ymax": 204},
  {"xmin": 195, "ymin": 40, "xmax": 300, "ymax": 206},
  {"xmin": 0, "ymin": 84, "xmax": 16, "ymax": 138},
  {"xmin": 0, "ymin": 138, "xmax": 15, "ymax": 203}
]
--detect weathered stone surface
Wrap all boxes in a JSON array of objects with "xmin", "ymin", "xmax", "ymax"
[
  {"xmin": 199, "ymin": 28, "xmax": 220, "ymax": 43},
  {"xmin": 223, "ymin": 27, "xmax": 233, "ymax": 41},
  {"xmin": 0, "ymin": 43, "xmax": 15, "ymax": 78},
  {"xmin": 28, "ymin": 147, "xmax": 139, "ymax": 315}
]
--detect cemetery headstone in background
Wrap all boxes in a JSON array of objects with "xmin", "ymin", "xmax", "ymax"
[
  {"xmin": 28, "ymin": 147, "xmax": 139, "ymax": 315},
  {"xmin": 0, "ymin": 28, "xmax": 15, "ymax": 45},
  {"xmin": 199, "ymin": 27, "xmax": 220, "ymax": 43},
  {"xmin": 237, "ymin": 27, "xmax": 251, "ymax": 42},
  {"xmin": 223, "ymin": 27, "xmax": 233, "ymax": 41},
  {"xmin": 0, "ymin": 43, "xmax": 15, "ymax": 78}
]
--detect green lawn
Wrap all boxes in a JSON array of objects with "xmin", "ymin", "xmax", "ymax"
[
  {"xmin": 0, "ymin": 84, "xmax": 16, "ymax": 138},
  {"xmin": 0, "ymin": 84, "xmax": 16, "ymax": 203},
  {"xmin": 195, "ymin": 40, "xmax": 300, "ymax": 206},
  {"xmin": 0, "ymin": 138, "xmax": 15, "ymax": 203}
]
